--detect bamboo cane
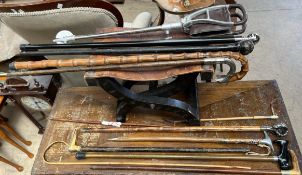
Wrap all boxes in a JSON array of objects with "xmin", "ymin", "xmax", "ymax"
[
  {"xmin": 1, "ymin": 57, "xmax": 236, "ymax": 83},
  {"xmin": 10, "ymin": 52, "xmax": 236, "ymax": 70}
]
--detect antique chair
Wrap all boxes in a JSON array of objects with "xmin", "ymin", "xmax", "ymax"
[{"xmin": 0, "ymin": 0, "xmax": 159, "ymax": 87}]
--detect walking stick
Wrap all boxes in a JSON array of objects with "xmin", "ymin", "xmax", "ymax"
[
  {"xmin": 18, "ymin": 41, "xmax": 254, "ymax": 56},
  {"xmin": 43, "ymin": 141, "xmax": 251, "ymax": 170},
  {"xmin": 90, "ymin": 150, "xmax": 300, "ymax": 175},
  {"xmin": 77, "ymin": 140, "xmax": 292, "ymax": 170},
  {"xmin": 20, "ymin": 33, "xmax": 259, "ymax": 51},
  {"xmin": 108, "ymin": 131, "xmax": 274, "ymax": 155},
  {"xmin": 6, "ymin": 52, "xmax": 247, "ymax": 82},
  {"xmin": 76, "ymin": 140, "xmax": 292, "ymax": 170},
  {"xmin": 68, "ymin": 128, "xmax": 250, "ymax": 153},
  {"xmin": 81, "ymin": 123, "xmax": 288, "ymax": 137}
]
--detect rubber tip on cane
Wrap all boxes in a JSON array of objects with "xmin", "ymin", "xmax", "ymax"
[
  {"xmin": 239, "ymin": 40, "xmax": 254, "ymax": 55},
  {"xmin": 8, "ymin": 62, "xmax": 16, "ymax": 70},
  {"xmin": 75, "ymin": 152, "xmax": 86, "ymax": 160}
]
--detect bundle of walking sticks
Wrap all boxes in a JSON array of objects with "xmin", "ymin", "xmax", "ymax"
[
  {"xmin": 2, "ymin": 34, "xmax": 258, "ymax": 83},
  {"xmin": 42, "ymin": 123, "xmax": 301, "ymax": 175}
]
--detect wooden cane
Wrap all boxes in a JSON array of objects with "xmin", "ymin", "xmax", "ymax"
[
  {"xmin": 90, "ymin": 150, "xmax": 300, "ymax": 175},
  {"xmin": 10, "ymin": 51, "xmax": 238, "ymax": 69},
  {"xmin": 0, "ymin": 117, "xmax": 32, "ymax": 146},
  {"xmin": 0, "ymin": 128, "xmax": 34, "ymax": 158},
  {"xmin": 200, "ymin": 115, "xmax": 279, "ymax": 122},
  {"xmin": 8, "ymin": 52, "xmax": 248, "ymax": 82},
  {"xmin": 81, "ymin": 123, "xmax": 288, "ymax": 137},
  {"xmin": 0, "ymin": 155, "xmax": 24, "ymax": 172}
]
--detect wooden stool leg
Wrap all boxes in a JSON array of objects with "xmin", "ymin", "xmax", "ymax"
[
  {"xmin": 0, "ymin": 129, "xmax": 34, "ymax": 158},
  {"xmin": 0, "ymin": 155, "xmax": 24, "ymax": 172},
  {"xmin": 0, "ymin": 116, "xmax": 32, "ymax": 146}
]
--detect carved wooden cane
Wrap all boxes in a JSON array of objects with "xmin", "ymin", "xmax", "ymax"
[{"xmin": 81, "ymin": 123, "xmax": 288, "ymax": 137}]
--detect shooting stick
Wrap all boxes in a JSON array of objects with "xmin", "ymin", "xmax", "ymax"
[
  {"xmin": 53, "ymin": 4, "xmax": 247, "ymax": 43},
  {"xmin": 81, "ymin": 123, "xmax": 288, "ymax": 137}
]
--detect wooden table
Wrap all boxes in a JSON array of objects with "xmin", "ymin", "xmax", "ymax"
[{"xmin": 32, "ymin": 80, "xmax": 301, "ymax": 175}]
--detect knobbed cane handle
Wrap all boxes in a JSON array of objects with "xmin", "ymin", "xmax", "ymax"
[
  {"xmin": 275, "ymin": 140, "xmax": 292, "ymax": 170},
  {"xmin": 238, "ymin": 40, "xmax": 254, "ymax": 55}
]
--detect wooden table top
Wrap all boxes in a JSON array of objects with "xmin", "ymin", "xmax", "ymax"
[{"xmin": 32, "ymin": 80, "xmax": 302, "ymax": 175}]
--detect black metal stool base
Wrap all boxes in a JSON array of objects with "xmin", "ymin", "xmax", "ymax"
[{"xmin": 86, "ymin": 73, "xmax": 201, "ymax": 126}]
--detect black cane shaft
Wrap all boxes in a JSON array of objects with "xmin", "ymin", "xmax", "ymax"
[
  {"xmin": 79, "ymin": 147, "xmax": 250, "ymax": 153},
  {"xmin": 20, "ymin": 37, "xmax": 241, "ymax": 51},
  {"xmin": 19, "ymin": 42, "xmax": 253, "ymax": 56}
]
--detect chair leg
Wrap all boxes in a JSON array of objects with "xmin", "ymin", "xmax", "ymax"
[
  {"xmin": 0, "ymin": 116, "xmax": 32, "ymax": 146},
  {"xmin": 0, "ymin": 128, "xmax": 34, "ymax": 158},
  {"xmin": 0, "ymin": 155, "xmax": 24, "ymax": 172}
]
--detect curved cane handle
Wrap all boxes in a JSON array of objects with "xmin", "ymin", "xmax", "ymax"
[{"xmin": 275, "ymin": 140, "xmax": 292, "ymax": 170}]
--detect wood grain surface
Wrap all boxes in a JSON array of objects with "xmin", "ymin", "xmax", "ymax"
[{"xmin": 31, "ymin": 80, "xmax": 302, "ymax": 175}]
